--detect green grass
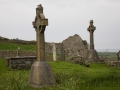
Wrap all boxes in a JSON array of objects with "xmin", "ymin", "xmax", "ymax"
[
  {"xmin": 98, "ymin": 52, "xmax": 117, "ymax": 60},
  {"xmin": 0, "ymin": 59, "xmax": 120, "ymax": 90},
  {"xmin": 0, "ymin": 42, "xmax": 36, "ymax": 51}
]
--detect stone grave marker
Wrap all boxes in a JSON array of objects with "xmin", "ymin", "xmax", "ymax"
[
  {"xmin": 52, "ymin": 43, "xmax": 56, "ymax": 61},
  {"xmin": 85, "ymin": 20, "xmax": 99, "ymax": 62},
  {"xmin": 117, "ymin": 50, "xmax": 120, "ymax": 61},
  {"xmin": 17, "ymin": 47, "xmax": 20, "ymax": 57},
  {"xmin": 29, "ymin": 4, "xmax": 55, "ymax": 88}
]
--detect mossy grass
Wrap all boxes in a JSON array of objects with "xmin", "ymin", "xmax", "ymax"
[{"xmin": 0, "ymin": 59, "xmax": 120, "ymax": 90}]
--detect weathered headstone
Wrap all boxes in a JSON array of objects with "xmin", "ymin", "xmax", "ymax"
[
  {"xmin": 29, "ymin": 4, "xmax": 55, "ymax": 88},
  {"xmin": 85, "ymin": 20, "xmax": 99, "ymax": 62},
  {"xmin": 7, "ymin": 50, "xmax": 10, "ymax": 57},
  {"xmin": 117, "ymin": 50, "xmax": 120, "ymax": 61},
  {"xmin": 17, "ymin": 47, "xmax": 20, "ymax": 57},
  {"xmin": 2, "ymin": 50, "xmax": 5, "ymax": 58},
  {"xmin": 0, "ymin": 50, "xmax": 2, "ymax": 58},
  {"xmin": 52, "ymin": 43, "xmax": 57, "ymax": 61},
  {"xmin": 60, "ymin": 43, "xmax": 65, "ymax": 61},
  {"xmin": 13, "ymin": 50, "xmax": 16, "ymax": 57}
]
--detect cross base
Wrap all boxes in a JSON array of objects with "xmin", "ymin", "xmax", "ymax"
[
  {"xmin": 85, "ymin": 49, "xmax": 100, "ymax": 62},
  {"xmin": 29, "ymin": 60, "xmax": 55, "ymax": 88}
]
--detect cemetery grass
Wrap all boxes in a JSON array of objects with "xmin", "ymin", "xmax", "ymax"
[{"xmin": 0, "ymin": 59, "xmax": 120, "ymax": 90}]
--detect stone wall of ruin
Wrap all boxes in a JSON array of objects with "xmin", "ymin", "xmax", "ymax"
[
  {"xmin": 62, "ymin": 34, "xmax": 88, "ymax": 58},
  {"xmin": 45, "ymin": 34, "xmax": 89, "ymax": 58},
  {"xmin": 0, "ymin": 50, "xmax": 36, "ymax": 58}
]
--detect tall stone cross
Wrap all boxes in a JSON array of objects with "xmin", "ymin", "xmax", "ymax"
[
  {"xmin": 29, "ymin": 4, "xmax": 55, "ymax": 88},
  {"xmin": 85, "ymin": 20, "xmax": 99, "ymax": 62},
  {"xmin": 32, "ymin": 4, "xmax": 48, "ymax": 61},
  {"xmin": 87, "ymin": 20, "xmax": 96, "ymax": 49}
]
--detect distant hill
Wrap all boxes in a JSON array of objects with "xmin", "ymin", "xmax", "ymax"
[{"xmin": 0, "ymin": 36, "xmax": 36, "ymax": 44}]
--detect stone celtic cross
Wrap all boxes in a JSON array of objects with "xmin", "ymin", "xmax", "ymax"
[
  {"xmin": 87, "ymin": 20, "xmax": 96, "ymax": 49},
  {"xmin": 29, "ymin": 4, "xmax": 55, "ymax": 88}
]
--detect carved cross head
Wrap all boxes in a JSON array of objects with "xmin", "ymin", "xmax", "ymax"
[
  {"xmin": 36, "ymin": 4, "xmax": 43, "ymax": 14},
  {"xmin": 89, "ymin": 20, "xmax": 93, "ymax": 27},
  {"xmin": 87, "ymin": 20, "xmax": 96, "ymax": 31}
]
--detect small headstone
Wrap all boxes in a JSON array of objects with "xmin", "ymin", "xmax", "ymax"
[
  {"xmin": 0, "ymin": 50, "xmax": 2, "ymax": 58},
  {"xmin": 117, "ymin": 50, "xmax": 120, "ymax": 61},
  {"xmin": 60, "ymin": 43, "xmax": 65, "ymax": 61},
  {"xmin": 17, "ymin": 47, "xmax": 20, "ymax": 57},
  {"xmin": 52, "ymin": 43, "xmax": 57, "ymax": 61}
]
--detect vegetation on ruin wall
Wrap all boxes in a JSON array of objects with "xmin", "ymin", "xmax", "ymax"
[
  {"xmin": 0, "ymin": 42, "xmax": 36, "ymax": 51},
  {"xmin": 0, "ymin": 59, "xmax": 120, "ymax": 90}
]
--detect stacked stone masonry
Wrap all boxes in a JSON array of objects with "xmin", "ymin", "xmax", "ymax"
[
  {"xmin": 7, "ymin": 56, "xmax": 36, "ymax": 69},
  {"xmin": 62, "ymin": 34, "xmax": 88, "ymax": 58},
  {"xmin": 0, "ymin": 50, "xmax": 36, "ymax": 58}
]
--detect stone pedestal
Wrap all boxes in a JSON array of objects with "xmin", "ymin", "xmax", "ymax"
[
  {"xmin": 86, "ymin": 49, "xmax": 99, "ymax": 62},
  {"xmin": 29, "ymin": 61, "xmax": 55, "ymax": 88},
  {"xmin": 86, "ymin": 20, "xmax": 99, "ymax": 62},
  {"xmin": 29, "ymin": 4, "xmax": 55, "ymax": 88}
]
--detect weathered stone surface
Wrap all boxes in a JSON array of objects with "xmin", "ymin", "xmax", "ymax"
[
  {"xmin": 0, "ymin": 50, "xmax": 36, "ymax": 59},
  {"xmin": 60, "ymin": 43, "xmax": 65, "ymax": 61},
  {"xmin": 17, "ymin": 47, "xmax": 20, "ymax": 57},
  {"xmin": 29, "ymin": 61, "xmax": 55, "ymax": 88},
  {"xmin": 62, "ymin": 34, "xmax": 88, "ymax": 63},
  {"xmin": 117, "ymin": 50, "xmax": 120, "ymax": 61},
  {"xmin": 52, "ymin": 43, "xmax": 56, "ymax": 61},
  {"xmin": 66, "ymin": 55, "xmax": 84, "ymax": 65},
  {"xmin": 85, "ymin": 49, "xmax": 99, "ymax": 62},
  {"xmin": 6, "ymin": 56, "xmax": 36, "ymax": 69},
  {"xmin": 29, "ymin": 4, "xmax": 55, "ymax": 88},
  {"xmin": 104, "ymin": 60, "xmax": 120, "ymax": 67}
]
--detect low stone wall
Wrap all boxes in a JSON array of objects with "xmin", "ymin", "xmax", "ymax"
[
  {"xmin": 105, "ymin": 60, "xmax": 120, "ymax": 67},
  {"xmin": 6, "ymin": 56, "xmax": 36, "ymax": 69},
  {"xmin": 65, "ymin": 55, "xmax": 84, "ymax": 65},
  {"xmin": 0, "ymin": 50, "xmax": 36, "ymax": 58}
]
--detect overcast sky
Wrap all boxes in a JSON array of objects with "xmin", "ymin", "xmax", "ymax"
[{"xmin": 0, "ymin": 0, "xmax": 120, "ymax": 49}]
